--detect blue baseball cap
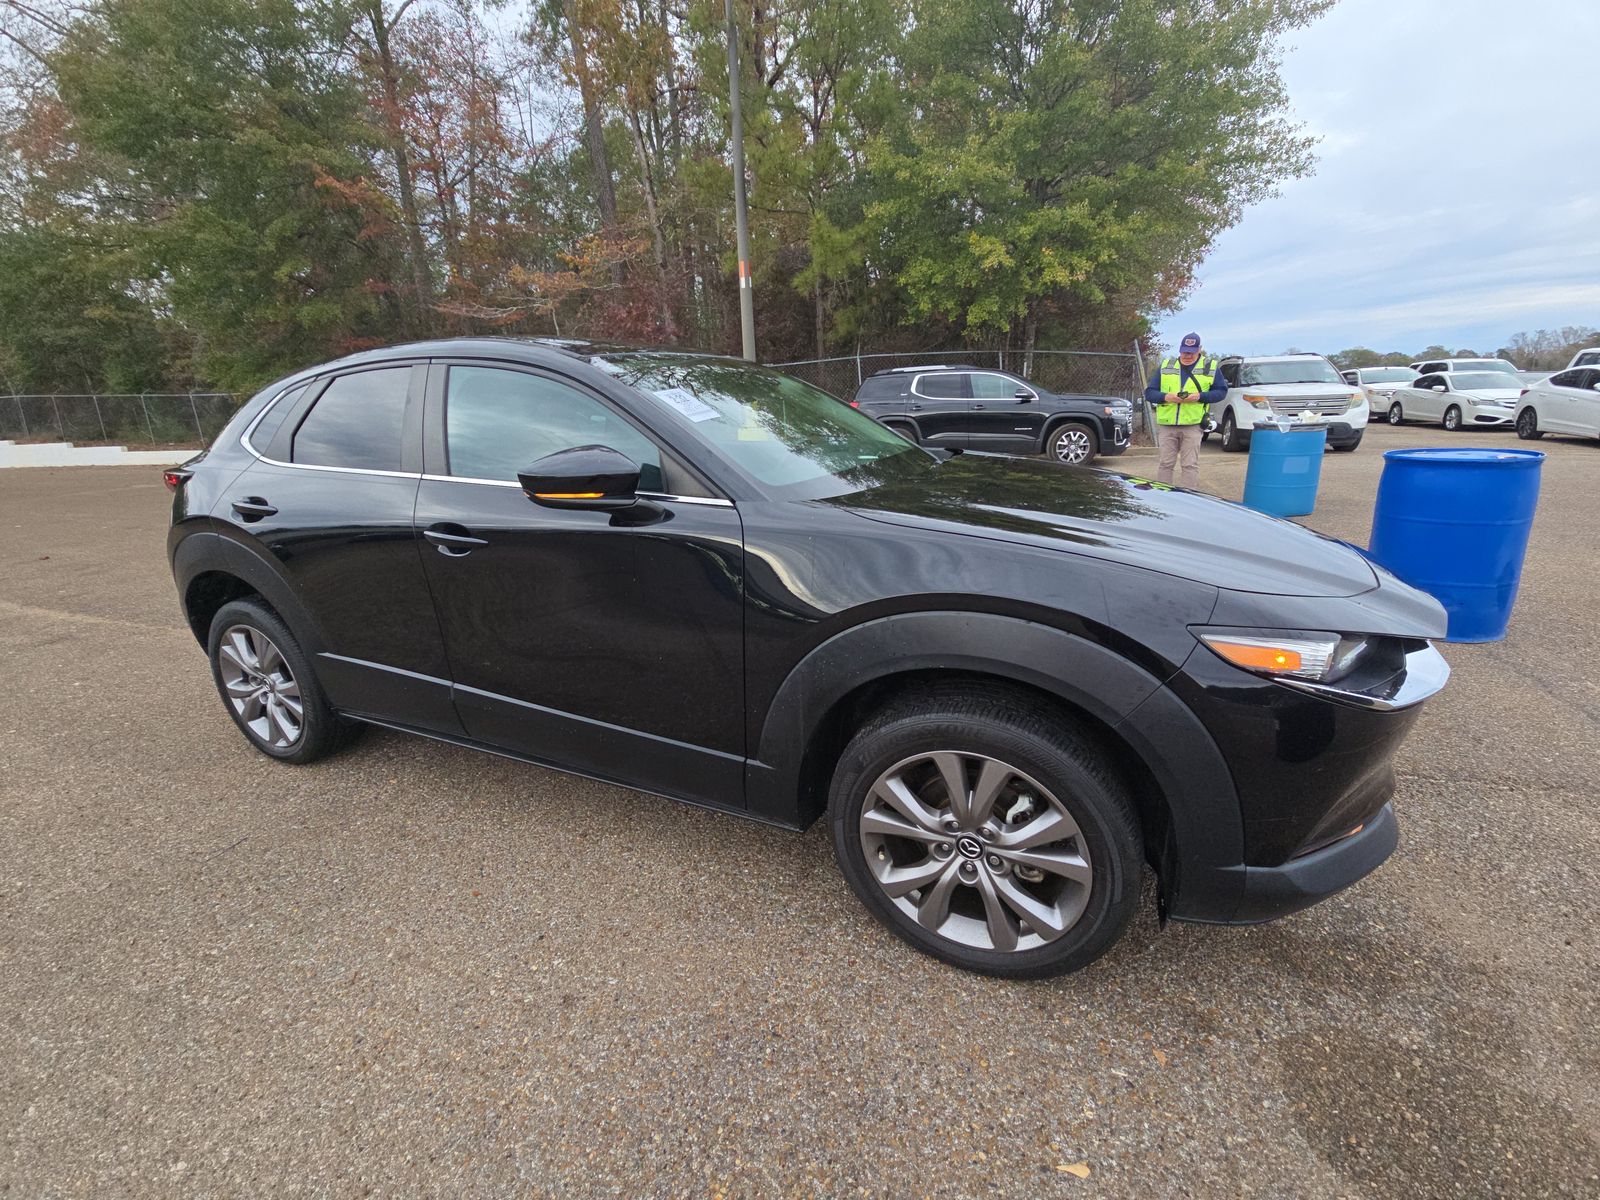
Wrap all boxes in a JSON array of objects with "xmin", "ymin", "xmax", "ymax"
[{"xmin": 1179, "ymin": 333, "xmax": 1202, "ymax": 352}]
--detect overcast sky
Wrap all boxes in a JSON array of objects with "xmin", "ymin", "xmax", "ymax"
[{"xmin": 1155, "ymin": 0, "xmax": 1600, "ymax": 359}]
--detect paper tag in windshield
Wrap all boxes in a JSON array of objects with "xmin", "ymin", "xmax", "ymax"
[{"xmin": 653, "ymin": 387, "xmax": 719, "ymax": 422}]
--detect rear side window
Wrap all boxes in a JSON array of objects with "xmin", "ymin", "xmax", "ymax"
[
  {"xmin": 293, "ymin": 369, "xmax": 411, "ymax": 471},
  {"xmin": 1417, "ymin": 361, "xmax": 1446, "ymax": 374},
  {"xmin": 854, "ymin": 376, "xmax": 899, "ymax": 400},
  {"xmin": 1550, "ymin": 370, "xmax": 1579, "ymax": 389},
  {"xmin": 913, "ymin": 372, "xmax": 965, "ymax": 399}
]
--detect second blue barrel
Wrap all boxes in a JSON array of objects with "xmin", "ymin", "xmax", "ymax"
[
  {"xmin": 1242, "ymin": 424, "xmax": 1328, "ymax": 517},
  {"xmin": 1367, "ymin": 447, "xmax": 1544, "ymax": 642}
]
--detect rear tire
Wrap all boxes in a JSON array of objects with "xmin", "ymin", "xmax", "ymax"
[
  {"xmin": 1220, "ymin": 410, "xmax": 1243, "ymax": 452},
  {"xmin": 1387, "ymin": 401, "xmax": 1404, "ymax": 426},
  {"xmin": 1443, "ymin": 405, "xmax": 1462, "ymax": 431},
  {"xmin": 1516, "ymin": 408, "xmax": 1543, "ymax": 440},
  {"xmin": 883, "ymin": 421, "xmax": 920, "ymax": 445},
  {"xmin": 207, "ymin": 599, "xmax": 357, "ymax": 764},
  {"xmin": 828, "ymin": 686, "xmax": 1143, "ymax": 978}
]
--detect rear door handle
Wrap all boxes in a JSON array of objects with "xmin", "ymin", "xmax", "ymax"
[
  {"xmin": 231, "ymin": 497, "xmax": 277, "ymax": 520},
  {"xmin": 972, "ymin": 404, "xmax": 986, "ymax": 410},
  {"xmin": 424, "ymin": 524, "xmax": 488, "ymax": 556}
]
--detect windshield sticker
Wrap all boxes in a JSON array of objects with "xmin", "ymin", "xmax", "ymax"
[{"xmin": 652, "ymin": 387, "xmax": 720, "ymax": 422}]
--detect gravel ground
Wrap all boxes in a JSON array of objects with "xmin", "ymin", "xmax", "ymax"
[{"xmin": 2, "ymin": 423, "xmax": 1597, "ymax": 1197}]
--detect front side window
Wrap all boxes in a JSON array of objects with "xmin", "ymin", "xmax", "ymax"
[
  {"xmin": 913, "ymin": 372, "xmax": 965, "ymax": 399},
  {"xmin": 970, "ymin": 373, "xmax": 1028, "ymax": 400},
  {"xmin": 1415, "ymin": 374, "xmax": 1446, "ymax": 390},
  {"xmin": 1417, "ymin": 362, "xmax": 1446, "ymax": 374},
  {"xmin": 1575, "ymin": 351, "xmax": 1599, "ymax": 367},
  {"xmin": 445, "ymin": 366, "xmax": 664, "ymax": 489},
  {"xmin": 293, "ymin": 368, "xmax": 411, "ymax": 471}
]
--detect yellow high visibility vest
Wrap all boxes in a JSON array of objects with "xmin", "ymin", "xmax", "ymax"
[{"xmin": 1155, "ymin": 356, "xmax": 1217, "ymax": 426}]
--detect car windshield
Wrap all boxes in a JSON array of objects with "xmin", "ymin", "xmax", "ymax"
[
  {"xmin": 1360, "ymin": 368, "xmax": 1415, "ymax": 383},
  {"xmin": 1238, "ymin": 359, "xmax": 1344, "ymax": 386},
  {"xmin": 596, "ymin": 353, "xmax": 933, "ymax": 498},
  {"xmin": 1457, "ymin": 360, "xmax": 1518, "ymax": 375},
  {"xmin": 1452, "ymin": 373, "xmax": 1518, "ymax": 392}
]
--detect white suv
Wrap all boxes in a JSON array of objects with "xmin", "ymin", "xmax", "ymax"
[{"xmin": 1205, "ymin": 354, "xmax": 1369, "ymax": 453}]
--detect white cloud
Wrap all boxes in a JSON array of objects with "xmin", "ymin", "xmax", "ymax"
[{"xmin": 1157, "ymin": 0, "xmax": 1600, "ymax": 356}]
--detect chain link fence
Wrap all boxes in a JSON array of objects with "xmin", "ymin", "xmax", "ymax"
[{"xmin": 0, "ymin": 393, "xmax": 247, "ymax": 449}]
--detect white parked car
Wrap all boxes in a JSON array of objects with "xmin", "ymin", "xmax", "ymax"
[
  {"xmin": 1207, "ymin": 354, "xmax": 1368, "ymax": 452},
  {"xmin": 1341, "ymin": 366, "xmax": 1418, "ymax": 412},
  {"xmin": 1515, "ymin": 366, "xmax": 1600, "ymax": 440},
  {"xmin": 1386, "ymin": 371, "xmax": 1522, "ymax": 431},
  {"xmin": 1407, "ymin": 356, "xmax": 1520, "ymax": 378},
  {"xmin": 1563, "ymin": 347, "xmax": 1600, "ymax": 370}
]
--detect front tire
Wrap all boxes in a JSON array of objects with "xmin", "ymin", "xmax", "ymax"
[
  {"xmin": 828, "ymin": 687, "xmax": 1143, "ymax": 978},
  {"xmin": 1516, "ymin": 408, "xmax": 1543, "ymax": 440},
  {"xmin": 1443, "ymin": 405, "xmax": 1462, "ymax": 431},
  {"xmin": 1332, "ymin": 433, "xmax": 1363, "ymax": 452},
  {"xmin": 1047, "ymin": 422, "xmax": 1098, "ymax": 465},
  {"xmin": 208, "ymin": 599, "xmax": 356, "ymax": 763},
  {"xmin": 1220, "ymin": 410, "xmax": 1243, "ymax": 452}
]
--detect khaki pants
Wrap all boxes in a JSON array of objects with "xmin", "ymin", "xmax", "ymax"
[{"xmin": 1155, "ymin": 423, "xmax": 1202, "ymax": 489}]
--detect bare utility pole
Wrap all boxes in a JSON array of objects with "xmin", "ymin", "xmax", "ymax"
[{"xmin": 725, "ymin": 0, "xmax": 756, "ymax": 360}]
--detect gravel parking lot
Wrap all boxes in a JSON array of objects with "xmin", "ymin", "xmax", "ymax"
[{"xmin": 3, "ymin": 424, "xmax": 1597, "ymax": 1197}]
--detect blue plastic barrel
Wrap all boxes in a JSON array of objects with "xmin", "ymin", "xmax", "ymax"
[
  {"xmin": 1367, "ymin": 448, "xmax": 1544, "ymax": 642},
  {"xmin": 1242, "ymin": 424, "xmax": 1328, "ymax": 517}
]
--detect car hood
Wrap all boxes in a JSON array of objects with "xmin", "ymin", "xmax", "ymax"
[
  {"xmin": 1237, "ymin": 381, "xmax": 1354, "ymax": 401},
  {"xmin": 833, "ymin": 453, "xmax": 1379, "ymax": 597}
]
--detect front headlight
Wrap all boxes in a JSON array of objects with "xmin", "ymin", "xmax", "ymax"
[
  {"xmin": 1242, "ymin": 393, "xmax": 1272, "ymax": 410},
  {"xmin": 1348, "ymin": 391, "xmax": 1364, "ymax": 409},
  {"xmin": 1198, "ymin": 630, "xmax": 1372, "ymax": 683}
]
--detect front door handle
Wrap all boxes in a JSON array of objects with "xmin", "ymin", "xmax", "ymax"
[
  {"xmin": 424, "ymin": 524, "xmax": 488, "ymax": 556},
  {"xmin": 231, "ymin": 496, "xmax": 277, "ymax": 520},
  {"xmin": 972, "ymin": 403, "xmax": 987, "ymax": 410}
]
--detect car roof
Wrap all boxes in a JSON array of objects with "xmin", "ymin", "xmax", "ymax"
[{"xmin": 1223, "ymin": 353, "xmax": 1328, "ymax": 364}]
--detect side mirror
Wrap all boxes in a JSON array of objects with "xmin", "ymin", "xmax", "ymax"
[
  {"xmin": 519, "ymin": 445, "xmax": 642, "ymax": 511},
  {"xmin": 1430, "ymin": 383, "xmax": 1446, "ymax": 391},
  {"xmin": 1014, "ymin": 388, "xmax": 1033, "ymax": 401}
]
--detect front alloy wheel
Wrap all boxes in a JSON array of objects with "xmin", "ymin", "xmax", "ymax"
[
  {"xmin": 1049, "ymin": 424, "xmax": 1097, "ymax": 465},
  {"xmin": 828, "ymin": 688, "xmax": 1142, "ymax": 977},
  {"xmin": 859, "ymin": 752, "xmax": 1093, "ymax": 953},
  {"xmin": 1443, "ymin": 405, "xmax": 1462, "ymax": 431}
]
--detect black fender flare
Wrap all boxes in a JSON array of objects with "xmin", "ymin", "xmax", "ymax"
[
  {"xmin": 745, "ymin": 610, "xmax": 1245, "ymax": 920},
  {"xmin": 171, "ymin": 529, "xmax": 333, "ymax": 656}
]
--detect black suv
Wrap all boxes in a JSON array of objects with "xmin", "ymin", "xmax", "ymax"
[
  {"xmin": 168, "ymin": 338, "xmax": 1449, "ymax": 978},
  {"xmin": 852, "ymin": 365, "xmax": 1132, "ymax": 464}
]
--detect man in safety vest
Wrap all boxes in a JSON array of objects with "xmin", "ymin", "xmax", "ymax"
[{"xmin": 1143, "ymin": 332, "xmax": 1226, "ymax": 489}]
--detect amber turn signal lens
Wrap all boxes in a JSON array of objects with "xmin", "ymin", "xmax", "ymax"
[
  {"xmin": 534, "ymin": 492, "xmax": 605, "ymax": 500},
  {"xmin": 1205, "ymin": 640, "xmax": 1304, "ymax": 673}
]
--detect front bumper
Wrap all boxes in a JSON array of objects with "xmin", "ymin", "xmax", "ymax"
[
  {"xmin": 1102, "ymin": 417, "xmax": 1132, "ymax": 455},
  {"xmin": 1225, "ymin": 802, "xmax": 1399, "ymax": 923},
  {"xmin": 1236, "ymin": 419, "xmax": 1365, "ymax": 448},
  {"xmin": 1467, "ymin": 408, "xmax": 1515, "ymax": 426}
]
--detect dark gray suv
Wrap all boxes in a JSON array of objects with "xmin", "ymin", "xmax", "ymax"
[{"xmin": 852, "ymin": 366, "xmax": 1132, "ymax": 464}]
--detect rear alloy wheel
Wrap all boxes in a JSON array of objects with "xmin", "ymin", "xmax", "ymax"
[
  {"xmin": 1388, "ymin": 401, "xmax": 1404, "ymax": 426},
  {"xmin": 208, "ymin": 598, "xmax": 356, "ymax": 763},
  {"xmin": 1443, "ymin": 405, "xmax": 1462, "ymax": 431},
  {"xmin": 1048, "ymin": 423, "xmax": 1098, "ymax": 465},
  {"xmin": 1516, "ymin": 408, "xmax": 1543, "ymax": 440},
  {"xmin": 1220, "ymin": 410, "xmax": 1243, "ymax": 452},
  {"xmin": 884, "ymin": 421, "xmax": 920, "ymax": 445},
  {"xmin": 829, "ymin": 689, "xmax": 1142, "ymax": 978}
]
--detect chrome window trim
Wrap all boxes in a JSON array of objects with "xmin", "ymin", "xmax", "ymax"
[
  {"xmin": 239, "ymin": 377, "xmax": 422, "ymax": 480},
  {"xmin": 417, "ymin": 472, "xmax": 733, "ymax": 507}
]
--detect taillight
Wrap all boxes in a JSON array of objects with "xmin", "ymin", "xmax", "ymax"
[
  {"xmin": 163, "ymin": 468, "xmax": 192, "ymax": 492},
  {"xmin": 849, "ymin": 400, "xmax": 860, "ymax": 408}
]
